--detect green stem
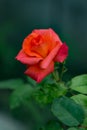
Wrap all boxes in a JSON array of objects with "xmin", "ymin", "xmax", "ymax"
[
  {"xmin": 59, "ymin": 62, "xmax": 67, "ymax": 82},
  {"xmin": 52, "ymin": 62, "xmax": 67, "ymax": 83},
  {"xmin": 52, "ymin": 71, "xmax": 60, "ymax": 82}
]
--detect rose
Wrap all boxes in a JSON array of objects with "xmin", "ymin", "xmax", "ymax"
[{"xmin": 16, "ymin": 28, "xmax": 68, "ymax": 82}]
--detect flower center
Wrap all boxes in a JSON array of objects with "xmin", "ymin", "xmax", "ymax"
[
  {"xmin": 30, "ymin": 35, "xmax": 49, "ymax": 58},
  {"xmin": 31, "ymin": 35, "xmax": 42, "ymax": 46}
]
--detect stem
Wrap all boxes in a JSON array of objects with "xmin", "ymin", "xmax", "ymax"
[
  {"xmin": 59, "ymin": 62, "xmax": 67, "ymax": 82},
  {"xmin": 52, "ymin": 71, "xmax": 60, "ymax": 82},
  {"xmin": 52, "ymin": 63, "xmax": 67, "ymax": 83}
]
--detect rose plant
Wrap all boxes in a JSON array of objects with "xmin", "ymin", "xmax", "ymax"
[
  {"xmin": 16, "ymin": 29, "xmax": 68, "ymax": 83},
  {"xmin": 0, "ymin": 28, "xmax": 87, "ymax": 130}
]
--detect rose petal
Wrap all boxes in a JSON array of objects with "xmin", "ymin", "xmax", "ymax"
[
  {"xmin": 23, "ymin": 34, "xmax": 43, "ymax": 58},
  {"xmin": 33, "ymin": 28, "xmax": 62, "ymax": 44},
  {"xmin": 24, "ymin": 62, "xmax": 54, "ymax": 83},
  {"xmin": 40, "ymin": 42, "xmax": 62, "ymax": 69},
  {"xmin": 54, "ymin": 43, "xmax": 68, "ymax": 63},
  {"xmin": 30, "ymin": 35, "xmax": 50, "ymax": 58},
  {"xmin": 23, "ymin": 28, "xmax": 62, "ymax": 58},
  {"xmin": 16, "ymin": 50, "xmax": 43, "ymax": 65},
  {"xmin": 33, "ymin": 28, "xmax": 62, "ymax": 51},
  {"xmin": 48, "ymin": 28, "xmax": 63, "ymax": 44}
]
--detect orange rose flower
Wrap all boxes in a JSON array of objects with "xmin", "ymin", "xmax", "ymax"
[{"xmin": 16, "ymin": 28, "xmax": 68, "ymax": 82}]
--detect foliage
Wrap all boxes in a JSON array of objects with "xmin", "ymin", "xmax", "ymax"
[
  {"xmin": 51, "ymin": 96, "xmax": 84, "ymax": 126},
  {"xmin": 0, "ymin": 64, "xmax": 87, "ymax": 130}
]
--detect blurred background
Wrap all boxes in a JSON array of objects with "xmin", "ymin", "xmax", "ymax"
[{"xmin": 0, "ymin": 0, "xmax": 87, "ymax": 130}]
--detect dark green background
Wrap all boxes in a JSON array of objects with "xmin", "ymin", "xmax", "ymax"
[{"xmin": 0, "ymin": 0, "xmax": 87, "ymax": 130}]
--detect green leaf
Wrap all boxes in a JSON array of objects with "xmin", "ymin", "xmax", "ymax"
[
  {"xmin": 34, "ymin": 83, "xmax": 67, "ymax": 105},
  {"xmin": 27, "ymin": 77, "xmax": 37, "ymax": 87},
  {"xmin": 69, "ymin": 74, "xmax": 87, "ymax": 94},
  {"xmin": 71, "ymin": 94, "xmax": 87, "ymax": 116},
  {"xmin": 51, "ymin": 96, "xmax": 85, "ymax": 126},
  {"xmin": 78, "ymin": 128, "xmax": 87, "ymax": 130},
  {"xmin": 82, "ymin": 117, "xmax": 87, "ymax": 127},
  {"xmin": 40, "ymin": 121, "xmax": 63, "ymax": 130},
  {"xmin": 10, "ymin": 84, "xmax": 34, "ymax": 109},
  {"xmin": 68, "ymin": 128, "xmax": 85, "ymax": 130},
  {"xmin": 0, "ymin": 79, "xmax": 23, "ymax": 90},
  {"xmin": 56, "ymin": 83, "xmax": 67, "ymax": 96},
  {"xmin": 68, "ymin": 128, "xmax": 78, "ymax": 130}
]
